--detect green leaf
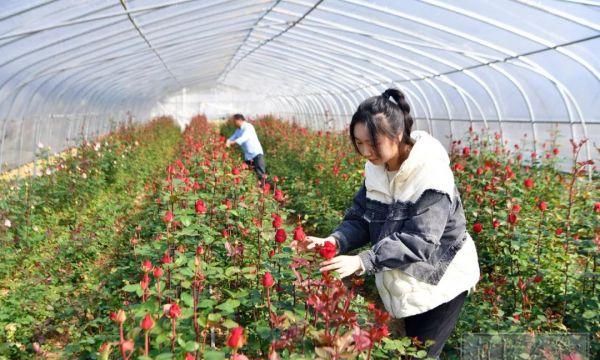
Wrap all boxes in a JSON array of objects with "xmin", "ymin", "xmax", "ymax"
[
  {"xmin": 225, "ymin": 266, "xmax": 240, "ymax": 277},
  {"xmin": 203, "ymin": 351, "xmax": 226, "ymax": 360},
  {"xmin": 181, "ymin": 292, "xmax": 194, "ymax": 307},
  {"xmin": 207, "ymin": 313, "xmax": 222, "ymax": 323},
  {"xmin": 183, "ymin": 341, "xmax": 199, "ymax": 352},
  {"xmin": 582, "ymin": 310, "xmax": 596, "ymax": 319},
  {"xmin": 416, "ymin": 350, "xmax": 428, "ymax": 358},
  {"xmin": 215, "ymin": 299, "xmax": 240, "ymax": 314},
  {"xmin": 180, "ymin": 216, "xmax": 192, "ymax": 227},
  {"xmin": 222, "ymin": 319, "xmax": 239, "ymax": 329},
  {"xmin": 198, "ymin": 299, "xmax": 216, "ymax": 309},
  {"xmin": 256, "ymin": 323, "xmax": 272, "ymax": 340},
  {"xmin": 122, "ymin": 284, "xmax": 140, "ymax": 292},
  {"xmin": 155, "ymin": 353, "xmax": 174, "ymax": 360}
]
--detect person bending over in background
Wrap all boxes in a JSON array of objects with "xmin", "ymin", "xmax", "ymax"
[
  {"xmin": 307, "ymin": 88, "xmax": 480, "ymax": 359},
  {"xmin": 225, "ymin": 114, "xmax": 267, "ymax": 185}
]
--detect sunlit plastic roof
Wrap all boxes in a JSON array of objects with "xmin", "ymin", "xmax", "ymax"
[{"xmin": 1, "ymin": 0, "xmax": 599, "ymax": 170}]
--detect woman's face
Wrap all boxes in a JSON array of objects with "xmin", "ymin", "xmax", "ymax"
[{"xmin": 353, "ymin": 122, "xmax": 401, "ymax": 166}]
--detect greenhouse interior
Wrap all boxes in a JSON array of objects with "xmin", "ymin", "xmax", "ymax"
[{"xmin": 0, "ymin": 0, "xmax": 598, "ymax": 359}]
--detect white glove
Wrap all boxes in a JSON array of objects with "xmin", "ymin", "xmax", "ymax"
[
  {"xmin": 306, "ymin": 236, "xmax": 336, "ymax": 250},
  {"xmin": 319, "ymin": 255, "xmax": 364, "ymax": 279}
]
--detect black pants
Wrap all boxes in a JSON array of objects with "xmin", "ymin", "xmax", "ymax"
[
  {"xmin": 404, "ymin": 290, "xmax": 468, "ymax": 359},
  {"xmin": 245, "ymin": 154, "xmax": 267, "ymax": 184}
]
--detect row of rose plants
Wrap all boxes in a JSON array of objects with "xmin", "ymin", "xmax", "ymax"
[
  {"xmin": 222, "ymin": 117, "xmax": 364, "ymax": 237},
  {"xmin": 247, "ymin": 117, "xmax": 598, "ymax": 359},
  {"xmin": 93, "ymin": 115, "xmax": 428, "ymax": 359},
  {"xmin": 0, "ymin": 117, "xmax": 182, "ymax": 358}
]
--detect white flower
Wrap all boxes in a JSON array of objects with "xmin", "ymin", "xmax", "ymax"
[
  {"xmin": 3, "ymin": 219, "xmax": 11, "ymax": 228},
  {"xmin": 82, "ymin": 173, "xmax": 87, "ymax": 179},
  {"xmin": 37, "ymin": 142, "xmax": 44, "ymax": 149},
  {"xmin": 45, "ymin": 169, "xmax": 51, "ymax": 175}
]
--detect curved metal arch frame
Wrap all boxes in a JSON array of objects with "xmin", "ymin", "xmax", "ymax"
[
  {"xmin": 256, "ymin": 12, "xmax": 475, "ymax": 128},
  {"xmin": 338, "ymin": 0, "xmax": 589, "ymax": 145},
  {"xmin": 513, "ymin": 0, "xmax": 600, "ymax": 32},
  {"xmin": 0, "ymin": 7, "xmax": 270, "ymax": 102},
  {"xmin": 420, "ymin": 0, "xmax": 594, "ymax": 156},
  {"xmin": 289, "ymin": 10, "xmax": 495, "ymax": 125},
  {"xmin": 284, "ymin": 18, "xmax": 467, "ymax": 133},
  {"xmin": 38, "ymin": 44, "xmax": 248, "ymax": 116},
  {"xmin": 0, "ymin": 1, "xmax": 271, "ymax": 113},
  {"xmin": 286, "ymin": 0, "xmax": 541, "ymax": 130},
  {"xmin": 253, "ymin": 22, "xmax": 436, "ymax": 123},
  {"xmin": 268, "ymin": 10, "xmax": 482, "ymax": 124}
]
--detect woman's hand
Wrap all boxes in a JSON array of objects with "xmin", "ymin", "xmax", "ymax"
[
  {"xmin": 306, "ymin": 236, "xmax": 336, "ymax": 250},
  {"xmin": 320, "ymin": 255, "xmax": 364, "ymax": 278}
]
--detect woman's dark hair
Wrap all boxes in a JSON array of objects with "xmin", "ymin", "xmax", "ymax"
[
  {"xmin": 349, "ymin": 88, "xmax": 414, "ymax": 157},
  {"xmin": 232, "ymin": 113, "xmax": 245, "ymax": 121}
]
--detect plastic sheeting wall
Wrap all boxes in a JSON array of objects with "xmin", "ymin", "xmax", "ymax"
[{"xmin": 1, "ymin": 0, "xmax": 599, "ymax": 172}]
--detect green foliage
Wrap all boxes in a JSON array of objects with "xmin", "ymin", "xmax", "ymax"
[{"xmin": 0, "ymin": 117, "xmax": 181, "ymax": 359}]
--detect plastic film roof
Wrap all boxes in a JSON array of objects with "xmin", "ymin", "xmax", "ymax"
[{"xmin": 0, "ymin": 0, "xmax": 599, "ymax": 170}]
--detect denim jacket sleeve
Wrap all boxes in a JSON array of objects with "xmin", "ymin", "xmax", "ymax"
[
  {"xmin": 329, "ymin": 183, "xmax": 370, "ymax": 254},
  {"xmin": 358, "ymin": 190, "xmax": 451, "ymax": 275}
]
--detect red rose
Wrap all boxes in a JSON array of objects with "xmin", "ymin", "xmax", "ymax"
[
  {"xmin": 293, "ymin": 226, "xmax": 306, "ymax": 242},
  {"xmin": 167, "ymin": 303, "xmax": 181, "ymax": 319},
  {"xmin": 152, "ymin": 266, "xmax": 163, "ymax": 278},
  {"xmin": 141, "ymin": 259, "xmax": 152, "ymax": 272},
  {"xmin": 271, "ymin": 214, "xmax": 283, "ymax": 229},
  {"xmin": 538, "ymin": 201, "xmax": 548, "ymax": 211},
  {"xmin": 163, "ymin": 211, "xmax": 174, "ymax": 223},
  {"xmin": 512, "ymin": 204, "xmax": 521, "ymax": 213},
  {"xmin": 263, "ymin": 182, "xmax": 271, "ymax": 194},
  {"xmin": 195, "ymin": 199, "xmax": 207, "ymax": 214},
  {"xmin": 232, "ymin": 168, "xmax": 241, "ymax": 175},
  {"xmin": 552, "ymin": 148, "xmax": 559, "ymax": 155},
  {"xmin": 472, "ymin": 223, "xmax": 483, "ymax": 234},
  {"xmin": 493, "ymin": 219, "xmax": 500, "ymax": 229},
  {"xmin": 274, "ymin": 189, "xmax": 284, "ymax": 203},
  {"xmin": 555, "ymin": 228, "xmax": 564, "ymax": 236},
  {"xmin": 524, "ymin": 178, "xmax": 534, "ymax": 189},
  {"xmin": 227, "ymin": 326, "xmax": 245, "ymax": 349},
  {"xmin": 262, "ymin": 272, "xmax": 275, "ymax": 288},
  {"xmin": 140, "ymin": 314, "xmax": 155, "ymax": 331},
  {"xmin": 161, "ymin": 252, "xmax": 172, "ymax": 264},
  {"xmin": 462, "ymin": 147, "xmax": 470, "ymax": 157},
  {"xmin": 319, "ymin": 241, "xmax": 336, "ymax": 260},
  {"xmin": 594, "ymin": 202, "xmax": 600, "ymax": 213},
  {"xmin": 275, "ymin": 228, "xmax": 287, "ymax": 243},
  {"xmin": 508, "ymin": 212, "xmax": 518, "ymax": 225}
]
